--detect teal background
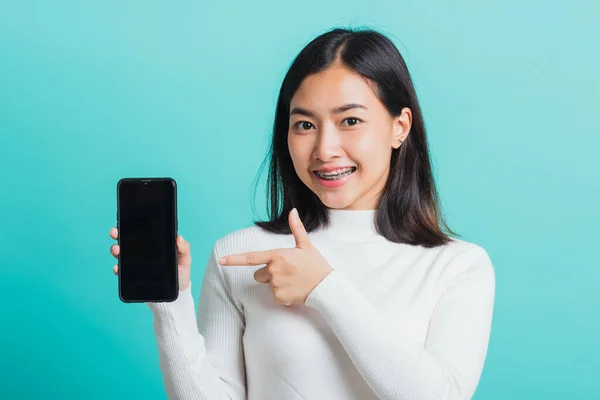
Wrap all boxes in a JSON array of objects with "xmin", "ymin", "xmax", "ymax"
[{"xmin": 1, "ymin": 0, "xmax": 598, "ymax": 398}]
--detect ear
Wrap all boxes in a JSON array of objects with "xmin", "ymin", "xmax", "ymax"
[{"xmin": 391, "ymin": 107, "xmax": 412, "ymax": 149}]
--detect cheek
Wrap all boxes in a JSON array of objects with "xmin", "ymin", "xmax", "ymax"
[
  {"xmin": 347, "ymin": 135, "xmax": 390, "ymax": 174},
  {"xmin": 288, "ymin": 136, "xmax": 311, "ymax": 173}
]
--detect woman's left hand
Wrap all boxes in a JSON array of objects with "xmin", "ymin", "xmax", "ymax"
[{"xmin": 218, "ymin": 208, "xmax": 333, "ymax": 306}]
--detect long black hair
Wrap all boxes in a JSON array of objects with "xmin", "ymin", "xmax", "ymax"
[{"xmin": 253, "ymin": 27, "xmax": 457, "ymax": 247}]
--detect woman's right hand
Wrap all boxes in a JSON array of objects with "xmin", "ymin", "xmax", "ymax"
[{"xmin": 109, "ymin": 228, "xmax": 193, "ymax": 292}]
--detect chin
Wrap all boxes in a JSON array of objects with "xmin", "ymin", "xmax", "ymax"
[{"xmin": 316, "ymin": 192, "xmax": 356, "ymax": 210}]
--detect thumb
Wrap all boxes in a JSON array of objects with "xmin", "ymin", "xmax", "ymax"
[
  {"xmin": 177, "ymin": 235, "xmax": 192, "ymax": 269},
  {"xmin": 289, "ymin": 208, "xmax": 311, "ymax": 248}
]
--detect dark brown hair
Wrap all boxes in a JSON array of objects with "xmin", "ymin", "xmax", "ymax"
[{"xmin": 253, "ymin": 27, "xmax": 457, "ymax": 247}]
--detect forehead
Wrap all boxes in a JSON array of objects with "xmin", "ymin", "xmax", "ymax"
[{"xmin": 290, "ymin": 65, "xmax": 378, "ymax": 111}]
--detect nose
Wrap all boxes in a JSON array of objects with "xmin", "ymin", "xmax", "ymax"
[{"xmin": 313, "ymin": 126, "xmax": 342, "ymax": 162}]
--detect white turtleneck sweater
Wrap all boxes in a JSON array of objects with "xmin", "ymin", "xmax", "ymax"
[{"xmin": 148, "ymin": 209, "xmax": 495, "ymax": 400}]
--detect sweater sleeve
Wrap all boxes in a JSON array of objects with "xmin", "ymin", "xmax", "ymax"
[
  {"xmin": 304, "ymin": 245, "xmax": 495, "ymax": 400},
  {"xmin": 147, "ymin": 246, "xmax": 247, "ymax": 400}
]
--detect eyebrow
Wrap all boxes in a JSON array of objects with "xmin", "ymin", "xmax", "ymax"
[{"xmin": 289, "ymin": 103, "xmax": 367, "ymax": 117}]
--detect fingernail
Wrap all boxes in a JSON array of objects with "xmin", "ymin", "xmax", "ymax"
[
  {"xmin": 292, "ymin": 208, "xmax": 298, "ymax": 218},
  {"xmin": 218, "ymin": 257, "xmax": 226, "ymax": 265}
]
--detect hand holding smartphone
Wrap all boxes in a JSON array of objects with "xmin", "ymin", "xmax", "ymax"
[{"xmin": 110, "ymin": 177, "xmax": 189, "ymax": 302}]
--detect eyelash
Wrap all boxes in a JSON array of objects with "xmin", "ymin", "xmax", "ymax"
[{"xmin": 293, "ymin": 117, "xmax": 363, "ymax": 131}]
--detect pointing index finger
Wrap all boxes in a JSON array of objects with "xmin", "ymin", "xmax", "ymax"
[{"xmin": 219, "ymin": 250, "xmax": 275, "ymax": 266}]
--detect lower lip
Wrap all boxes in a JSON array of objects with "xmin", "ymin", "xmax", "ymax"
[{"xmin": 313, "ymin": 170, "xmax": 355, "ymax": 188}]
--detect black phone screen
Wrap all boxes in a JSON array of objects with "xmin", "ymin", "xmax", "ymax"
[{"xmin": 117, "ymin": 178, "xmax": 178, "ymax": 302}]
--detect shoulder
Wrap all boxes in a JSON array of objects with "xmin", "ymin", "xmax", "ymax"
[
  {"xmin": 438, "ymin": 238, "xmax": 491, "ymax": 261},
  {"xmin": 435, "ymin": 238, "xmax": 495, "ymax": 288},
  {"xmin": 424, "ymin": 238, "xmax": 495, "ymax": 286},
  {"xmin": 211, "ymin": 224, "xmax": 292, "ymax": 260}
]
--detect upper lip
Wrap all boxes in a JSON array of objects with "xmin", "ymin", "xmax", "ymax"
[{"xmin": 313, "ymin": 166, "xmax": 356, "ymax": 173}]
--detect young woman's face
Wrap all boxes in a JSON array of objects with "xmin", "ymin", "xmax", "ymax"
[{"xmin": 288, "ymin": 64, "xmax": 412, "ymax": 210}]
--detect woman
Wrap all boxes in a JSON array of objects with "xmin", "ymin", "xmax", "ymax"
[{"xmin": 110, "ymin": 28, "xmax": 495, "ymax": 400}]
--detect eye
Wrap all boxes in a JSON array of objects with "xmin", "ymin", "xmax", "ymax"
[
  {"xmin": 293, "ymin": 121, "xmax": 315, "ymax": 131},
  {"xmin": 342, "ymin": 117, "xmax": 362, "ymax": 127}
]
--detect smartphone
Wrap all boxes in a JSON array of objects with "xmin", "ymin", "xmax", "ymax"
[{"xmin": 117, "ymin": 177, "xmax": 178, "ymax": 302}]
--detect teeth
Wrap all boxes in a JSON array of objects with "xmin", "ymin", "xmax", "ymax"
[
  {"xmin": 319, "ymin": 167, "xmax": 353, "ymax": 175},
  {"xmin": 316, "ymin": 167, "xmax": 355, "ymax": 180}
]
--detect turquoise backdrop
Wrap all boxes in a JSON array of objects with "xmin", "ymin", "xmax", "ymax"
[{"xmin": 1, "ymin": 1, "xmax": 598, "ymax": 399}]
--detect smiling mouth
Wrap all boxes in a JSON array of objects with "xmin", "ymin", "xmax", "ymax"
[{"xmin": 313, "ymin": 167, "xmax": 357, "ymax": 181}]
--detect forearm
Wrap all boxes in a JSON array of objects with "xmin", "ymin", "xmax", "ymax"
[
  {"xmin": 304, "ymin": 269, "xmax": 490, "ymax": 400},
  {"xmin": 148, "ymin": 286, "xmax": 238, "ymax": 400}
]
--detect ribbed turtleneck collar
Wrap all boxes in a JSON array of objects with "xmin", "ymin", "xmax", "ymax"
[{"xmin": 317, "ymin": 208, "xmax": 380, "ymax": 240}]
